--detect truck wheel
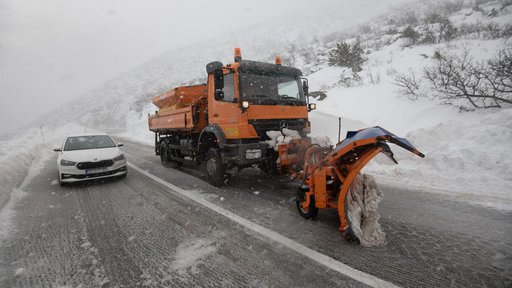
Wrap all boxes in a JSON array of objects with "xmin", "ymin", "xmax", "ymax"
[
  {"xmin": 160, "ymin": 142, "xmax": 172, "ymax": 167},
  {"xmin": 206, "ymin": 148, "xmax": 225, "ymax": 186},
  {"xmin": 296, "ymin": 189, "xmax": 318, "ymax": 219}
]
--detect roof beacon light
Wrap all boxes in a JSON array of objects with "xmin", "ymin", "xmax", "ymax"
[
  {"xmin": 275, "ymin": 55, "xmax": 282, "ymax": 65},
  {"xmin": 234, "ymin": 48, "xmax": 242, "ymax": 62}
]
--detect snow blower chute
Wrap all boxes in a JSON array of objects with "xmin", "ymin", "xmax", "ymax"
[{"xmin": 277, "ymin": 126, "xmax": 424, "ymax": 242}]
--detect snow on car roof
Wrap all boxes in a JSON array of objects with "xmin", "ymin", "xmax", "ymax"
[{"xmin": 65, "ymin": 133, "xmax": 110, "ymax": 138}]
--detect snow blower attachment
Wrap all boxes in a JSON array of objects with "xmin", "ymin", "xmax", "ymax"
[{"xmin": 278, "ymin": 126, "xmax": 424, "ymax": 243}]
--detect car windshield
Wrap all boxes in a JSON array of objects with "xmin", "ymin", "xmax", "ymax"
[
  {"xmin": 239, "ymin": 73, "xmax": 305, "ymax": 104},
  {"xmin": 64, "ymin": 135, "xmax": 116, "ymax": 151}
]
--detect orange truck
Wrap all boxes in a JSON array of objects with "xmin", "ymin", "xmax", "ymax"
[{"xmin": 149, "ymin": 48, "xmax": 316, "ymax": 186}]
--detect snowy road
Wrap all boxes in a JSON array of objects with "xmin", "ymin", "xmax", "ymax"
[{"xmin": 0, "ymin": 139, "xmax": 511, "ymax": 287}]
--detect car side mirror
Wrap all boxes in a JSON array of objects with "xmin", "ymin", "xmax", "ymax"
[
  {"xmin": 53, "ymin": 147, "xmax": 62, "ymax": 152},
  {"xmin": 117, "ymin": 143, "xmax": 124, "ymax": 147}
]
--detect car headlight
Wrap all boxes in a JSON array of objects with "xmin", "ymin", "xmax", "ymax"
[
  {"xmin": 60, "ymin": 159, "xmax": 77, "ymax": 166},
  {"xmin": 113, "ymin": 153, "xmax": 125, "ymax": 161}
]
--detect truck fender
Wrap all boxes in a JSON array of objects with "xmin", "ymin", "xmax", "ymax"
[{"xmin": 198, "ymin": 125, "xmax": 226, "ymax": 155}]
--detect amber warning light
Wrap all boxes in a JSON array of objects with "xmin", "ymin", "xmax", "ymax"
[
  {"xmin": 234, "ymin": 48, "xmax": 242, "ymax": 62},
  {"xmin": 275, "ymin": 55, "xmax": 282, "ymax": 65}
]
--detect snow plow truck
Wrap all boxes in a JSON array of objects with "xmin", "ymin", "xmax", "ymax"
[{"xmin": 148, "ymin": 48, "xmax": 424, "ymax": 238}]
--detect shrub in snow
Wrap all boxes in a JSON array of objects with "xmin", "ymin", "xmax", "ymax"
[
  {"xmin": 424, "ymin": 48, "xmax": 512, "ymax": 109},
  {"xmin": 328, "ymin": 41, "xmax": 367, "ymax": 72},
  {"xmin": 394, "ymin": 68, "xmax": 424, "ymax": 101},
  {"xmin": 500, "ymin": 0, "xmax": 512, "ymax": 9},
  {"xmin": 421, "ymin": 14, "xmax": 458, "ymax": 44},
  {"xmin": 401, "ymin": 25, "xmax": 421, "ymax": 46}
]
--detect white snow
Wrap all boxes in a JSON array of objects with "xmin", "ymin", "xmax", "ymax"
[
  {"xmin": 170, "ymin": 238, "xmax": 216, "ymax": 274},
  {"xmin": 14, "ymin": 267, "xmax": 25, "ymax": 277},
  {"xmin": 346, "ymin": 173, "xmax": 386, "ymax": 247},
  {"xmin": 265, "ymin": 128, "xmax": 302, "ymax": 151}
]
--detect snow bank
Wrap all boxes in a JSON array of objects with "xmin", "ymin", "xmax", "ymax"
[
  {"xmin": 366, "ymin": 108, "xmax": 512, "ymax": 210},
  {"xmin": 119, "ymin": 102, "xmax": 155, "ymax": 145},
  {"xmin": 0, "ymin": 123, "xmax": 94, "ymax": 211}
]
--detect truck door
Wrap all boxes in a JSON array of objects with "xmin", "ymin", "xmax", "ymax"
[{"xmin": 208, "ymin": 71, "xmax": 249, "ymax": 139}]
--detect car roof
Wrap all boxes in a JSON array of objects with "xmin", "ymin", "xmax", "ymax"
[{"xmin": 65, "ymin": 133, "xmax": 111, "ymax": 138}]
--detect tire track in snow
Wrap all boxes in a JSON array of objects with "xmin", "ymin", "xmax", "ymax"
[{"xmin": 128, "ymin": 162, "xmax": 397, "ymax": 288}]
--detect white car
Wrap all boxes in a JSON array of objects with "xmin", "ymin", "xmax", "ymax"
[{"xmin": 53, "ymin": 134, "xmax": 127, "ymax": 185}]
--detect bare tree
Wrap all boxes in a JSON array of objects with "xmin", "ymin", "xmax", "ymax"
[
  {"xmin": 424, "ymin": 49, "xmax": 512, "ymax": 109},
  {"xmin": 487, "ymin": 49, "xmax": 512, "ymax": 94},
  {"xmin": 394, "ymin": 69, "xmax": 423, "ymax": 100}
]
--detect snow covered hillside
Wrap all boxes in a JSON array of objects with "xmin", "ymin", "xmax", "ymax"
[
  {"xmin": 302, "ymin": 0, "xmax": 512, "ymax": 209},
  {"xmin": 1, "ymin": 0, "xmax": 511, "ymax": 210}
]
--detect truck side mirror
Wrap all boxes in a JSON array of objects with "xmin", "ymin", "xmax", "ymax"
[
  {"xmin": 302, "ymin": 80, "xmax": 309, "ymax": 96},
  {"xmin": 206, "ymin": 61, "xmax": 224, "ymax": 90}
]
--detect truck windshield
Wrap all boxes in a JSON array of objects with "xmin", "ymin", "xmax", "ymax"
[
  {"xmin": 239, "ymin": 73, "xmax": 305, "ymax": 105},
  {"xmin": 64, "ymin": 135, "xmax": 117, "ymax": 151}
]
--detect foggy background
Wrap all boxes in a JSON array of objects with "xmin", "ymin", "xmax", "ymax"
[{"xmin": 0, "ymin": 0, "xmax": 406, "ymax": 135}]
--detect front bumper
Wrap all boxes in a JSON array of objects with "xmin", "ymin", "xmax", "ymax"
[
  {"xmin": 59, "ymin": 160, "xmax": 127, "ymax": 183},
  {"xmin": 222, "ymin": 142, "xmax": 268, "ymax": 166}
]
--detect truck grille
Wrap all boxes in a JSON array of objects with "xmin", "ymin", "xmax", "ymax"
[
  {"xmin": 76, "ymin": 160, "xmax": 114, "ymax": 170},
  {"xmin": 249, "ymin": 119, "xmax": 307, "ymax": 140}
]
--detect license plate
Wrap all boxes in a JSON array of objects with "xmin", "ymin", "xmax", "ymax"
[{"xmin": 85, "ymin": 168, "xmax": 107, "ymax": 175}]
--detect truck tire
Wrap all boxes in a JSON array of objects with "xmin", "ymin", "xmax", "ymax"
[
  {"xmin": 206, "ymin": 148, "xmax": 225, "ymax": 186},
  {"xmin": 160, "ymin": 141, "xmax": 183, "ymax": 168},
  {"xmin": 160, "ymin": 142, "xmax": 172, "ymax": 167},
  {"xmin": 296, "ymin": 189, "xmax": 318, "ymax": 219}
]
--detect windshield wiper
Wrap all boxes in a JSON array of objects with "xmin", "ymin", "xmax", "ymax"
[
  {"xmin": 279, "ymin": 95, "xmax": 305, "ymax": 105},
  {"xmin": 245, "ymin": 94, "xmax": 278, "ymax": 105}
]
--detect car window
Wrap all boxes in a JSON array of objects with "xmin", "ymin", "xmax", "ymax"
[{"xmin": 64, "ymin": 135, "xmax": 116, "ymax": 151}]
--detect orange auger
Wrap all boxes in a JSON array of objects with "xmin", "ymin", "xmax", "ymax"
[{"xmin": 278, "ymin": 126, "xmax": 424, "ymax": 236}]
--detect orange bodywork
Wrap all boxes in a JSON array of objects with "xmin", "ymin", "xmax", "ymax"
[
  {"xmin": 279, "ymin": 127, "xmax": 424, "ymax": 233},
  {"xmin": 151, "ymin": 85, "xmax": 207, "ymax": 109},
  {"xmin": 148, "ymin": 85, "xmax": 208, "ymax": 132}
]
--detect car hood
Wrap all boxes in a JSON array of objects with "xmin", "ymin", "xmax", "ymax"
[{"xmin": 61, "ymin": 147, "xmax": 121, "ymax": 162}]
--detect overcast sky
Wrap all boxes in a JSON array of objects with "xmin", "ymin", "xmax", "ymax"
[
  {"xmin": 0, "ymin": 0, "xmax": 403, "ymax": 135},
  {"xmin": 0, "ymin": 0, "xmax": 315, "ymax": 134}
]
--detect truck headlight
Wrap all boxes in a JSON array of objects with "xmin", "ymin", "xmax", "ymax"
[
  {"xmin": 242, "ymin": 101, "xmax": 250, "ymax": 109},
  {"xmin": 246, "ymin": 149, "xmax": 262, "ymax": 160},
  {"xmin": 307, "ymin": 103, "xmax": 316, "ymax": 111},
  {"xmin": 60, "ymin": 159, "xmax": 77, "ymax": 166}
]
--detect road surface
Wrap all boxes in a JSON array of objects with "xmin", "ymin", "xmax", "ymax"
[{"xmin": 0, "ymin": 139, "xmax": 511, "ymax": 287}]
